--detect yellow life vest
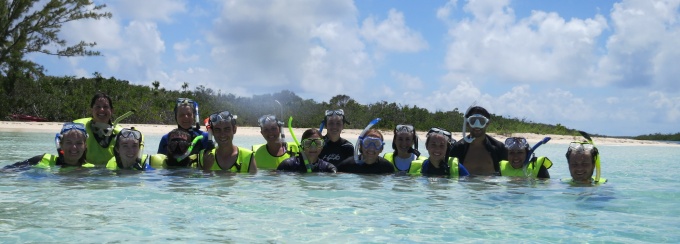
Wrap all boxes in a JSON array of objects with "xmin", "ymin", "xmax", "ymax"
[
  {"xmin": 561, "ymin": 177, "xmax": 608, "ymax": 185},
  {"xmin": 73, "ymin": 117, "xmax": 122, "ymax": 165},
  {"xmin": 253, "ymin": 142, "xmax": 298, "ymax": 170},
  {"xmin": 198, "ymin": 147, "xmax": 253, "ymax": 172},
  {"xmin": 383, "ymin": 152, "xmax": 426, "ymax": 175},
  {"xmin": 105, "ymin": 154, "xmax": 150, "ymax": 170},
  {"xmin": 34, "ymin": 153, "xmax": 94, "ymax": 168},
  {"xmin": 148, "ymin": 154, "xmax": 199, "ymax": 169},
  {"xmin": 413, "ymin": 157, "xmax": 460, "ymax": 177},
  {"xmin": 499, "ymin": 156, "xmax": 553, "ymax": 178}
]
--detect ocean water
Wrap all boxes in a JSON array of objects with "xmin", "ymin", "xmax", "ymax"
[{"xmin": 1, "ymin": 131, "xmax": 679, "ymax": 242}]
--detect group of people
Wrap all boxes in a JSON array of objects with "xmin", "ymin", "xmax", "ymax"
[{"xmin": 4, "ymin": 93, "xmax": 606, "ymax": 185}]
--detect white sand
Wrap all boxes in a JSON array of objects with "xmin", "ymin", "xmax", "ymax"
[{"xmin": 2, "ymin": 121, "xmax": 677, "ymax": 146}]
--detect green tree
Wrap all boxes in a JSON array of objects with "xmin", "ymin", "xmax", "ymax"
[{"xmin": 0, "ymin": 0, "xmax": 111, "ymax": 93}]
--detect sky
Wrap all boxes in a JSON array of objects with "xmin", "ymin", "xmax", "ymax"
[{"xmin": 29, "ymin": 0, "xmax": 680, "ymax": 136}]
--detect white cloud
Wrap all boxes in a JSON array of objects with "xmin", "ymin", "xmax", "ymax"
[
  {"xmin": 360, "ymin": 9, "xmax": 428, "ymax": 53},
  {"xmin": 173, "ymin": 40, "xmax": 200, "ymax": 63},
  {"xmin": 111, "ymin": 0, "xmax": 186, "ymax": 22},
  {"xmin": 391, "ymin": 71, "xmax": 424, "ymax": 91}
]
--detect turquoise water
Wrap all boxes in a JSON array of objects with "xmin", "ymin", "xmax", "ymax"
[{"xmin": 1, "ymin": 131, "xmax": 679, "ymax": 242}]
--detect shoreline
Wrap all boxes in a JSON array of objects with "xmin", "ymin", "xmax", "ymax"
[{"xmin": 2, "ymin": 121, "xmax": 677, "ymax": 146}]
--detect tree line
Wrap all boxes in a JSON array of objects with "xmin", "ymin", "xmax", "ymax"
[{"xmin": 2, "ymin": 74, "xmax": 585, "ymax": 137}]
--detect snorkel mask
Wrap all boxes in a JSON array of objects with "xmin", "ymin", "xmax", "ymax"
[
  {"xmin": 426, "ymin": 127, "xmax": 453, "ymax": 165},
  {"xmin": 393, "ymin": 124, "xmax": 421, "ymax": 157},
  {"xmin": 54, "ymin": 122, "xmax": 88, "ymax": 155},
  {"xmin": 259, "ymin": 114, "xmax": 285, "ymax": 143},
  {"xmin": 319, "ymin": 109, "xmax": 350, "ymax": 135},
  {"xmin": 207, "ymin": 111, "xmax": 237, "ymax": 144},
  {"xmin": 568, "ymin": 140, "xmax": 601, "ymax": 183},
  {"xmin": 462, "ymin": 105, "xmax": 491, "ymax": 143},
  {"xmin": 175, "ymin": 98, "xmax": 200, "ymax": 131},
  {"xmin": 115, "ymin": 128, "xmax": 145, "ymax": 169}
]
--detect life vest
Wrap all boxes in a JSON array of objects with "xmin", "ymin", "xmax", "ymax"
[
  {"xmin": 254, "ymin": 142, "xmax": 298, "ymax": 170},
  {"xmin": 383, "ymin": 152, "xmax": 426, "ymax": 175},
  {"xmin": 561, "ymin": 177, "xmax": 608, "ymax": 185},
  {"xmin": 499, "ymin": 156, "xmax": 553, "ymax": 178},
  {"xmin": 105, "ymin": 154, "xmax": 151, "ymax": 170},
  {"xmin": 34, "ymin": 153, "xmax": 94, "ymax": 168},
  {"xmin": 198, "ymin": 147, "xmax": 253, "ymax": 172},
  {"xmin": 415, "ymin": 157, "xmax": 460, "ymax": 177},
  {"xmin": 74, "ymin": 117, "xmax": 122, "ymax": 165},
  {"xmin": 149, "ymin": 154, "xmax": 199, "ymax": 169}
]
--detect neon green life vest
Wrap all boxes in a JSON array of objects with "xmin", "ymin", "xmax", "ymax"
[
  {"xmin": 413, "ymin": 157, "xmax": 460, "ymax": 177},
  {"xmin": 34, "ymin": 153, "xmax": 94, "ymax": 168},
  {"xmin": 74, "ymin": 117, "xmax": 122, "ymax": 165},
  {"xmin": 253, "ymin": 142, "xmax": 298, "ymax": 170},
  {"xmin": 499, "ymin": 156, "xmax": 553, "ymax": 178},
  {"xmin": 198, "ymin": 146, "xmax": 253, "ymax": 172},
  {"xmin": 105, "ymin": 154, "xmax": 150, "ymax": 170},
  {"xmin": 148, "ymin": 154, "xmax": 199, "ymax": 169},
  {"xmin": 383, "ymin": 152, "xmax": 427, "ymax": 175},
  {"xmin": 561, "ymin": 177, "xmax": 608, "ymax": 185}
]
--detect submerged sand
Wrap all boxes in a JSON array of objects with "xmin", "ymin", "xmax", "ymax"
[{"xmin": 2, "ymin": 121, "xmax": 677, "ymax": 147}]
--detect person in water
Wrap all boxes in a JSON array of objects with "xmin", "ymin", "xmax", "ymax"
[
  {"xmin": 498, "ymin": 137, "xmax": 551, "ymax": 178},
  {"xmin": 383, "ymin": 124, "xmax": 426, "ymax": 175},
  {"xmin": 106, "ymin": 128, "xmax": 151, "ymax": 170},
  {"xmin": 3, "ymin": 122, "xmax": 93, "ymax": 170},
  {"xmin": 199, "ymin": 111, "xmax": 256, "ymax": 173},
  {"xmin": 278, "ymin": 128, "xmax": 337, "ymax": 173},
  {"xmin": 417, "ymin": 128, "xmax": 469, "ymax": 177},
  {"xmin": 450, "ymin": 106, "xmax": 506, "ymax": 175},
  {"xmin": 318, "ymin": 109, "xmax": 355, "ymax": 166},
  {"xmin": 565, "ymin": 141, "xmax": 606, "ymax": 184},
  {"xmin": 150, "ymin": 129, "xmax": 200, "ymax": 168},
  {"xmin": 157, "ymin": 98, "xmax": 214, "ymax": 156},
  {"xmin": 73, "ymin": 92, "xmax": 122, "ymax": 165},
  {"xmin": 253, "ymin": 114, "xmax": 297, "ymax": 170},
  {"xmin": 337, "ymin": 129, "xmax": 394, "ymax": 174}
]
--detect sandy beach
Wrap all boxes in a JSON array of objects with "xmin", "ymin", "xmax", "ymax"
[{"xmin": 2, "ymin": 121, "xmax": 677, "ymax": 146}]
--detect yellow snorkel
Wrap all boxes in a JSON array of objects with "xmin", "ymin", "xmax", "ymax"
[{"xmin": 578, "ymin": 131, "xmax": 601, "ymax": 183}]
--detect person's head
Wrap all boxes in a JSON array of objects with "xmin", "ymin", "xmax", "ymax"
[
  {"xmin": 565, "ymin": 142, "xmax": 598, "ymax": 183},
  {"xmin": 166, "ymin": 129, "xmax": 192, "ymax": 158},
  {"xmin": 504, "ymin": 137, "xmax": 530, "ymax": 169},
  {"xmin": 360, "ymin": 129, "xmax": 384, "ymax": 161},
  {"xmin": 465, "ymin": 106, "xmax": 490, "ymax": 138},
  {"xmin": 174, "ymin": 98, "xmax": 197, "ymax": 130},
  {"xmin": 114, "ymin": 128, "xmax": 143, "ymax": 169},
  {"xmin": 324, "ymin": 109, "xmax": 349, "ymax": 140},
  {"xmin": 392, "ymin": 124, "xmax": 419, "ymax": 156},
  {"xmin": 209, "ymin": 111, "xmax": 238, "ymax": 146},
  {"xmin": 300, "ymin": 128, "xmax": 324, "ymax": 162},
  {"xmin": 90, "ymin": 92, "xmax": 114, "ymax": 123},
  {"xmin": 57, "ymin": 122, "xmax": 88, "ymax": 166},
  {"xmin": 258, "ymin": 114, "xmax": 283, "ymax": 144},
  {"xmin": 425, "ymin": 127, "xmax": 452, "ymax": 162}
]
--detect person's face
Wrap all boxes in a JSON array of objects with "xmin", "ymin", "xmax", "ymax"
[
  {"xmin": 167, "ymin": 135, "xmax": 190, "ymax": 157},
  {"xmin": 426, "ymin": 134, "xmax": 448, "ymax": 162},
  {"xmin": 260, "ymin": 122, "xmax": 280, "ymax": 143},
  {"xmin": 568, "ymin": 151, "xmax": 595, "ymax": 183},
  {"xmin": 212, "ymin": 121, "xmax": 236, "ymax": 145},
  {"xmin": 468, "ymin": 120, "xmax": 487, "ymax": 138},
  {"xmin": 395, "ymin": 132, "xmax": 414, "ymax": 154},
  {"xmin": 302, "ymin": 134, "xmax": 323, "ymax": 161},
  {"xmin": 507, "ymin": 149, "xmax": 527, "ymax": 169},
  {"xmin": 326, "ymin": 116, "xmax": 344, "ymax": 137},
  {"xmin": 91, "ymin": 97, "xmax": 113, "ymax": 123},
  {"xmin": 176, "ymin": 106, "xmax": 194, "ymax": 129},
  {"xmin": 116, "ymin": 138, "xmax": 140, "ymax": 165},
  {"xmin": 360, "ymin": 132, "xmax": 383, "ymax": 161},
  {"xmin": 60, "ymin": 132, "xmax": 86, "ymax": 165}
]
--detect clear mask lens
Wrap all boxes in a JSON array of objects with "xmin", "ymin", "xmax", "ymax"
[
  {"xmin": 395, "ymin": 124, "xmax": 414, "ymax": 133},
  {"xmin": 361, "ymin": 136, "xmax": 384, "ymax": 150},
  {"xmin": 466, "ymin": 114, "xmax": 489, "ymax": 128},
  {"xmin": 302, "ymin": 138, "xmax": 325, "ymax": 149},
  {"xmin": 504, "ymin": 137, "xmax": 528, "ymax": 149}
]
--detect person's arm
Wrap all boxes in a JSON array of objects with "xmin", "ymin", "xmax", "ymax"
[
  {"xmin": 3, "ymin": 154, "xmax": 44, "ymax": 170},
  {"xmin": 458, "ymin": 163, "xmax": 470, "ymax": 177},
  {"xmin": 201, "ymin": 150, "xmax": 214, "ymax": 171},
  {"xmin": 536, "ymin": 165, "xmax": 550, "ymax": 179},
  {"xmin": 248, "ymin": 154, "xmax": 257, "ymax": 173},
  {"xmin": 157, "ymin": 135, "xmax": 168, "ymax": 154}
]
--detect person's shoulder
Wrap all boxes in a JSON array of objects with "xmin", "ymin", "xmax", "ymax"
[
  {"xmin": 337, "ymin": 157, "xmax": 355, "ymax": 168},
  {"xmin": 338, "ymin": 137, "xmax": 354, "ymax": 146}
]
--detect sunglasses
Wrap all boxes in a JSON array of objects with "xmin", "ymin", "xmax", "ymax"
[
  {"xmin": 210, "ymin": 111, "xmax": 236, "ymax": 124},
  {"xmin": 301, "ymin": 138, "xmax": 325, "ymax": 149},
  {"xmin": 395, "ymin": 124, "xmax": 414, "ymax": 133},
  {"xmin": 427, "ymin": 127, "xmax": 452, "ymax": 139},
  {"xmin": 60, "ymin": 122, "xmax": 87, "ymax": 136},
  {"xmin": 466, "ymin": 114, "xmax": 489, "ymax": 128},
  {"xmin": 504, "ymin": 137, "xmax": 528, "ymax": 149},
  {"xmin": 361, "ymin": 136, "xmax": 384, "ymax": 150},
  {"xmin": 119, "ymin": 129, "xmax": 142, "ymax": 140}
]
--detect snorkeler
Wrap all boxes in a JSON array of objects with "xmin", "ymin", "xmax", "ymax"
[
  {"xmin": 564, "ymin": 132, "xmax": 607, "ymax": 185},
  {"xmin": 498, "ymin": 137, "xmax": 551, "ymax": 178},
  {"xmin": 336, "ymin": 129, "xmax": 394, "ymax": 174},
  {"xmin": 277, "ymin": 128, "xmax": 337, "ymax": 173},
  {"xmin": 3, "ymin": 122, "xmax": 94, "ymax": 170},
  {"xmin": 318, "ymin": 109, "xmax": 355, "ymax": 166},
  {"xmin": 383, "ymin": 124, "xmax": 427, "ymax": 175},
  {"xmin": 253, "ymin": 114, "xmax": 297, "ymax": 170},
  {"xmin": 198, "ymin": 111, "xmax": 256, "ymax": 173},
  {"xmin": 157, "ymin": 98, "xmax": 214, "ymax": 156},
  {"xmin": 450, "ymin": 106, "xmax": 507, "ymax": 176},
  {"xmin": 150, "ymin": 129, "xmax": 201, "ymax": 168},
  {"xmin": 106, "ymin": 127, "xmax": 151, "ymax": 170},
  {"xmin": 417, "ymin": 128, "xmax": 470, "ymax": 177},
  {"xmin": 73, "ymin": 92, "xmax": 124, "ymax": 165}
]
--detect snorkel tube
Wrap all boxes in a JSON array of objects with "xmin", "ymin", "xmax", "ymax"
[
  {"xmin": 522, "ymin": 137, "xmax": 551, "ymax": 177},
  {"xmin": 174, "ymin": 135, "xmax": 204, "ymax": 162},
  {"xmin": 288, "ymin": 117, "xmax": 311, "ymax": 173},
  {"xmin": 354, "ymin": 118, "xmax": 381, "ymax": 164},
  {"xmin": 318, "ymin": 120, "xmax": 326, "ymax": 135},
  {"xmin": 462, "ymin": 105, "xmax": 475, "ymax": 143},
  {"xmin": 579, "ymin": 131, "xmax": 601, "ymax": 183},
  {"xmin": 104, "ymin": 110, "xmax": 136, "ymax": 137}
]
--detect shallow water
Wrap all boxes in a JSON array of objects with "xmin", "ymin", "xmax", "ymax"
[{"xmin": 1, "ymin": 131, "xmax": 679, "ymax": 242}]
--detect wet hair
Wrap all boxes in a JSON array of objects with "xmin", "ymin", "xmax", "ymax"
[
  {"xmin": 301, "ymin": 128, "xmax": 322, "ymax": 141},
  {"xmin": 465, "ymin": 106, "xmax": 490, "ymax": 118},
  {"xmin": 365, "ymin": 129, "xmax": 383, "ymax": 140},
  {"xmin": 90, "ymin": 92, "xmax": 113, "ymax": 110},
  {"xmin": 565, "ymin": 146, "xmax": 599, "ymax": 165},
  {"xmin": 168, "ymin": 128, "xmax": 191, "ymax": 142}
]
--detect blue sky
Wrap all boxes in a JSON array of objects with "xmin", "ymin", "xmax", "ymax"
[{"xmin": 30, "ymin": 0, "xmax": 680, "ymax": 136}]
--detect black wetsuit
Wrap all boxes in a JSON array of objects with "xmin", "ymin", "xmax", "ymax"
[
  {"xmin": 337, "ymin": 157, "xmax": 394, "ymax": 174},
  {"xmin": 277, "ymin": 155, "xmax": 337, "ymax": 173},
  {"xmin": 319, "ymin": 136, "xmax": 354, "ymax": 166},
  {"xmin": 449, "ymin": 135, "xmax": 507, "ymax": 175}
]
